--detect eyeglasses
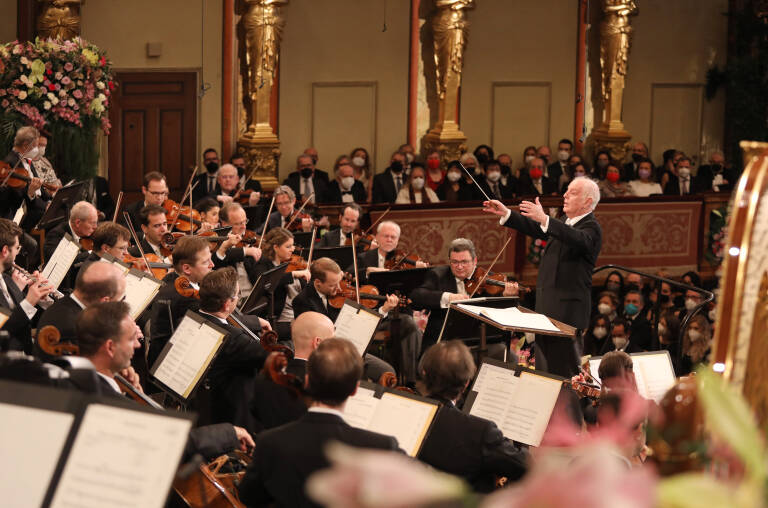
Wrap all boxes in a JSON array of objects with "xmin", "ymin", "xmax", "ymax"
[
  {"xmin": 230, "ymin": 219, "xmax": 249, "ymax": 227},
  {"xmin": 148, "ymin": 190, "xmax": 169, "ymax": 197},
  {"xmin": 449, "ymin": 259, "xmax": 473, "ymax": 266}
]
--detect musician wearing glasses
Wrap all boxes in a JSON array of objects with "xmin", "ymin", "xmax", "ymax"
[
  {"xmin": 260, "ymin": 185, "xmax": 313, "ymax": 233},
  {"xmin": 411, "ymin": 238, "xmax": 519, "ymax": 353},
  {"xmin": 123, "ymin": 172, "xmax": 168, "ymax": 232}
]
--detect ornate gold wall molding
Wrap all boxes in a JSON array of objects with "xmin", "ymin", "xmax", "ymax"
[{"xmin": 37, "ymin": 0, "xmax": 83, "ymax": 40}]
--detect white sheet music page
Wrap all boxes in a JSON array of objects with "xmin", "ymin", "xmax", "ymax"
[
  {"xmin": 0, "ymin": 404, "xmax": 74, "ymax": 508},
  {"xmin": 123, "ymin": 271, "xmax": 162, "ymax": 320},
  {"xmin": 334, "ymin": 302, "xmax": 381, "ymax": 357},
  {"xmin": 468, "ymin": 364, "xmax": 520, "ymax": 437},
  {"xmin": 50, "ymin": 404, "xmax": 192, "ymax": 508},
  {"xmin": 152, "ymin": 315, "xmax": 225, "ymax": 398},
  {"xmin": 342, "ymin": 385, "xmax": 378, "ymax": 429},
  {"xmin": 366, "ymin": 393, "xmax": 437, "ymax": 457},
  {"xmin": 41, "ymin": 235, "xmax": 80, "ymax": 289},
  {"xmin": 632, "ymin": 352, "xmax": 677, "ymax": 402}
]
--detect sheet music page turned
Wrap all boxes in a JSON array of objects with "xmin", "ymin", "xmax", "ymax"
[
  {"xmin": 151, "ymin": 314, "xmax": 225, "ymax": 399},
  {"xmin": 334, "ymin": 301, "xmax": 382, "ymax": 357},
  {"xmin": 49, "ymin": 404, "xmax": 192, "ymax": 508},
  {"xmin": 41, "ymin": 235, "xmax": 80, "ymax": 289},
  {"xmin": 0, "ymin": 404, "xmax": 74, "ymax": 508},
  {"xmin": 123, "ymin": 270, "xmax": 162, "ymax": 320},
  {"xmin": 468, "ymin": 364, "xmax": 561, "ymax": 447}
]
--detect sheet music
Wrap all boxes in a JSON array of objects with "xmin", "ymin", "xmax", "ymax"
[
  {"xmin": 468, "ymin": 364, "xmax": 561, "ymax": 446},
  {"xmin": 455, "ymin": 304, "xmax": 559, "ymax": 332},
  {"xmin": 589, "ymin": 351, "xmax": 676, "ymax": 402},
  {"xmin": 342, "ymin": 385, "xmax": 379, "ymax": 429},
  {"xmin": 334, "ymin": 302, "xmax": 382, "ymax": 357},
  {"xmin": 151, "ymin": 314, "xmax": 225, "ymax": 398},
  {"xmin": 41, "ymin": 235, "xmax": 81, "ymax": 289},
  {"xmin": 0, "ymin": 404, "xmax": 74, "ymax": 508},
  {"xmin": 50, "ymin": 403, "xmax": 192, "ymax": 508},
  {"xmin": 123, "ymin": 270, "xmax": 162, "ymax": 320}
]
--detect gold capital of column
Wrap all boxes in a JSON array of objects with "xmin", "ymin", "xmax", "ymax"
[{"xmin": 37, "ymin": 0, "xmax": 83, "ymax": 40}]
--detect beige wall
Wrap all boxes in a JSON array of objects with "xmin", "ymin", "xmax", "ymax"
[{"xmin": 0, "ymin": 1, "xmax": 16, "ymax": 43}]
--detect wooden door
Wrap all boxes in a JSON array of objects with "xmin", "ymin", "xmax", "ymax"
[{"xmin": 108, "ymin": 72, "xmax": 197, "ymax": 203}]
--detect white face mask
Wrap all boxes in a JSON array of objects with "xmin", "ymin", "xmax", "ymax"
[
  {"xmin": 687, "ymin": 329, "xmax": 703, "ymax": 341},
  {"xmin": 25, "ymin": 146, "xmax": 39, "ymax": 160},
  {"xmin": 678, "ymin": 167, "xmax": 691, "ymax": 178},
  {"xmin": 351, "ymin": 156, "xmax": 366, "ymax": 167},
  {"xmin": 598, "ymin": 303, "xmax": 612, "ymax": 315},
  {"xmin": 612, "ymin": 336, "xmax": 628, "ymax": 350},
  {"xmin": 525, "ymin": 155, "xmax": 535, "ymax": 164},
  {"xmin": 405, "ymin": 153, "xmax": 414, "ymax": 164},
  {"xmin": 558, "ymin": 150, "xmax": 570, "ymax": 162},
  {"xmin": 708, "ymin": 309, "xmax": 716, "ymax": 321},
  {"xmin": 486, "ymin": 171, "xmax": 501, "ymax": 182},
  {"xmin": 411, "ymin": 177, "xmax": 425, "ymax": 190},
  {"xmin": 447, "ymin": 171, "xmax": 461, "ymax": 183},
  {"xmin": 340, "ymin": 176, "xmax": 355, "ymax": 190},
  {"xmin": 592, "ymin": 327, "xmax": 607, "ymax": 339},
  {"xmin": 684, "ymin": 298, "xmax": 698, "ymax": 311},
  {"xmin": 658, "ymin": 323, "xmax": 667, "ymax": 336},
  {"xmin": 37, "ymin": 146, "xmax": 46, "ymax": 158}
]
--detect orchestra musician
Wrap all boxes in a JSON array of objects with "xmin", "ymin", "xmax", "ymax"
[
  {"xmin": 0, "ymin": 218, "xmax": 53, "ymax": 353},
  {"xmin": 195, "ymin": 197, "xmax": 221, "ymax": 230},
  {"xmin": 1, "ymin": 126, "xmax": 40, "ymax": 221},
  {"xmin": 317, "ymin": 203, "xmax": 363, "ymax": 248},
  {"xmin": 238, "ymin": 338, "xmax": 402, "ymax": 507},
  {"xmin": 213, "ymin": 163, "xmax": 261, "ymax": 207},
  {"xmin": 260, "ymin": 185, "xmax": 313, "ymax": 233},
  {"xmin": 483, "ymin": 177, "xmax": 602, "ymax": 377},
  {"xmin": 43, "ymin": 200, "xmax": 99, "ymax": 291},
  {"xmin": 215, "ymin": 202, "xmax": 263, "ymax": 298},
  {"xmin": 417, "ymin": 340, "xmax": 529, "ymax": 492},
  {"xmin": 122, "ymin": 172, "xmax": 168, "ymax": 231},
  {"xmin": 89, "ymin": 221, "xmax": 132, "ymax": 260},
  {"xmin": 411, "ymin": 238, "xmax": 519, "ymax": 353},
  {"xmin": 128, "ymin": 205, "xmax": 170, "ymax": 261}
]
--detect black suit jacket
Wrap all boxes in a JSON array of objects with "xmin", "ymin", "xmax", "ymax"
[
  {"xmin": 292, "ymin": 282, "xmax": 339, "ymax": 322},
  {"xmin": 121, "ymin": 200, "xmax": 145, "ymax": 232},
  {"xmin": 621, "ymin": 161, "xmax": 639, "ymax": 182},
  {"xmin": 436, "ymin": 180, "xmax": 474, "ymax": 202},
  {"xmin": 0, "ymin": 272, "xmax": 39, "ymax": 354},
  {"xmin": 418, "ymin": 398, "xmax": 528, "ymax": 493},
  {"xmin": 480, "ymin": 179, "xmax": 515, "ymax": 201},
  {"xmin": 372, "ymin": 169, "xmax": 401, "ymax": 204},
  {"xmin": 663, "ymin": 176, "xmax": 693, "ymax": 196},
  {"xmin": 253, "ymin": 258, "xmax": 296, "ymax": 319},
  {"xmin": 192, "ymin": 172, "xmax": 220, "ymax": 203},
  {"xmin": 249, "ymin": 358, "xmax": 307, "ymax": 432},
  {"xmin": 147, "ymin": 272, "xmax": 200, "ymax": 367},
  {"xmin": 282, "ymin": 172, "xmax": 328, "ymax": 203},
  {"xmin": 503, "ymin": 211, "xmax": 601, "ymax": 330},
  {"xmin": 516, "ymin": 174, "xmax": 558, "ymax": 197},
  {"xmin": 347, "ymin": 248, "xmax": 384, "ymax": 284},
  {"xmin": 322, "ymin": 180, "xmax": 367, "ymax": 204},
  {"xmin": 694, "ymin": 164, "xmax": 736, "ymax": 193},
  {"xmin": 34, "ymin": 295, "xmax": 83, "ymax": 361},
  {"xmin": 0, "ymin": 151, "xmax": 30, "ymax": 220},
  {"xmin": 317, "ymin": 228, "xmax": 350, "ymax": 248},
  {"xmin": 547, "ymin": 161, "xmax": 566, "ymax": 185},
  {"xmin": 238, "ymin": 411, "xmax": 400, "ymax": 507},
  {"xmin": 42, "ymin": 221, "xmax": 90, "ymax": 292}
]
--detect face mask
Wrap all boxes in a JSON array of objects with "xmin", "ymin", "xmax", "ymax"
[
  {"xmin": 708, "ymin": 308, "xmax": 716, "ymax": 321},
  {"xmin": 632, "ymin": 153, "xmax": 643, "ymax": 163},
  {"xmin": 427, "ymin": 158, "xmax": 440, "ymax": 170},
  {"xmin": 530, "ymin": 168, "xmax": 543, "ymax": 180},
  {"xmin": 411, "ymin": 177, "xmax": 425, "ymax": 190},
  {"xmin": 593, "ymin": 327, "xmax": 607, "ymax": 339},
  {"xmin": 660, "ymin": 293, "xmax": 670, "ymax": 304},
  {"xmin": 37, "ymin": 146, "xmax": 46, "ymax": 158},
  {"xmin": 558, "ymin": 150, "xmax": 570, "ymax": 162},
  {"xmin": 235, "ymin": 165, "xmax": 246, "ymax": 176},
  {"xmin": 673, "ymin": 295, "xmax": 685, "ymax": 308},
  {"xmin": 404, "ymin": 153, "xmax": 414, "ymax": 164},
  {"xmin": 606, "ymin": 281, "xmax": 620, "ymax": 291},
  {"xmin": 525, "ymin": 155, "xmax": 535, "ymax": 164},
  {"xmin": 606, "ymin": 172, "xmax": 620, "ymax": 183},
  {"xmin": 447, "ymin": 171, "xmax": 461, "ymax": 183},
  {"xmin": 598, "ymin": 303, "xmax": 612, "ymax": 315},
  {"xmin": 341, "ymin": 176, "xmax": 355, "ymax": 190},
  {"xmin": 486, "ymin": 171, "xmax": 501, "ymax": 182},
  {"xmin": 612, "ymin": 336, "xmax": 628, "ymax": 350},
  {"xmin": 597, "ymin": 159, "xmax": 609, "ymax": 169},
  {"xmin": 205, "ymin": 162, "xmax": 219, "ymax": 174},
  {"xmin": 687, "ymin": 329, "xmax": 703, "ymax": 342},
  {"xmin": 500, "ymin": 164, "xmax": 511, "ymax": 175},
  {"xmin": 390, "ymin": 161, "xmax": 403, "ymax": 174},
  {"xmin": 574, "ymin": 171, "xmax": 586, "ymax": 178},
  {"xmin": 352, "ymin": 156, "xmax": 366, "ymax": 167},
  {"xmin": 25, "ymin": 146, "xmax": 40, "ymax": 160},
  {"xmin": 476, "ymin": 153, "xmax": 489, "ymax": 164},
  {"xmin": 638, "ymin": 168, "xmax": 651, "ymax": 180},
  {"xmin": 300, "ymin": 168, "xmax": 313, "ymax": 179},
  {"xmin": 684, "ymin": 298, "xmax": 698, "ymax": 311},
  {"xmin": 658, "ymin": 323, "xmax": 667, "ymax": 336},
  {"xmin": 624, "ymin": 303, "xmax": 639, "ymax": 316},
  {"xmin": 678, "ymin": 167, "xmax": 691, "ymax": 178}
]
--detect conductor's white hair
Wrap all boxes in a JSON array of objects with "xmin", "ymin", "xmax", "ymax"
[
  {"xmin": 377, "ymin": 220, "xmax": 400, "ymax": 236},
  {"xmin": 572, "ymin": 176, "xmax": 600, "ymax": 211}
]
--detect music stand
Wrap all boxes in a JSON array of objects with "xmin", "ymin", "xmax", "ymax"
[
  {"xmin": 239, "ymin": 262, "xmax": 289, "ymax": 318},
  {"xmin": 292, "ymin": 231, "xmax": 315, "ymax": 249},
  {"xmin": 36, "ymin": 181, "xmax": 88, "ymax": 230},
  {"xmin": 367, "ymin": 266, "xmax": 431, "ymax": 296},
  {"xmin": 313, "ymin": 246, "xmax": 354, "ymax": 269}
]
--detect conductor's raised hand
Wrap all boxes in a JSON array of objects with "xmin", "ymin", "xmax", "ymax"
[
  {"xmin": 519, "ymin": 197, "xmax": 548, "ymax": 225},
  {"xmin": 482, "ymin": 199, "xmax": 508, "ymax": 217}
]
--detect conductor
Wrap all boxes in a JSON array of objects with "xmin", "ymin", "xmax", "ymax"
[{"xmin": 482, "ymin": 176, "xmax": 602, "ymax": 377}]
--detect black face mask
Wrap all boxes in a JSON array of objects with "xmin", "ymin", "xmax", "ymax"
[
  {"xmin": 659, "ymin": 293, "xmax": 670, "ymax": 304},
  {"xmin": 235, "ymin": 165, "xmax": 246, "ymax": 177},
  {"xmin": 500, "ymin": 164, "xmax": 511, "ymax": 176},
  {"xmin": 300, "ymin": 168, "xmax": 313, "ymax": 179},
  {"xmin": 476, "ymin": 153, "xmax": 489, "ymax": 164},
  {"xmin": 711, "ymin": 164, "xmax": 723, "ymax": 173},
  {"xmin": 390, "ymin": 161, "xmax": 403, "ymax": 174},
  {"xmin": 673, "ymin": 295, "xmax": 685, "ymax": 308},
  {"xmin": 205, "ymin": 162, "xmax": 219, "ymax": 174},
  {"xmin": 632, "ymin": 153, "xmax": 643, "ymax": 164}
]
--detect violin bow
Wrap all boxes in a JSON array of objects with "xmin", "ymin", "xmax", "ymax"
[
  {"xmin": 307, "ymin": 226, "xmax": 317, "ymax": 266},
  {"xmin": 123, "ymin": 211, "xmax": 155, "ymax": 278},
  {"xmin": 284, "ymin": 192, "xmax": 315, "ymax": 230},
  {"xmin": 258, "ymin": 193, "xmax": 276, "ymax": 249},
  {"xmin": 234, "ymin": 166, "xmax": 259, "ymax": 201},
  {"xmin": 351, "ymin": 232, "xmax": 360, "ymax": 304},
  {"xmin": 167, "ymin": 181, "xmax": 199, "ymax": 233},
  {"xmin": 468, "ymin": 235, "xmax": 512, "ymax": 298},
  {"xmin": 458, "ymin": 162, "xmax": 492, "ymax": 202},
  {"xmin": 364, "ymin": 206, "xmax": 391, "ymax": 235},
  {"xmin": 187, "ymin": 181, "xmax": 194, "ymax": 235},
  {"xmin": 112, "ymin": 191, "xmax": 124, "ymax": 223},
  {"xmin": 390, "ymin": 249, "xmax": 415, "ymax": 270}
]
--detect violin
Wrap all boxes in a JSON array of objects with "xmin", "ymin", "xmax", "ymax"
[
  {"xmin": 123, "ymin": 253, "xmax": 172, "ymax": 280},
  {"xmin": 163, "ymin": 199, "xmax": 202, "ymax": 232},
  {"xmin": 233, "ymin": 187, "xmax": 260, "ymax": 206},
  {"xmin": 328, "ymin": 278, "xmax": 410, "ymax": 310},
  {"xmin": 285, "ymin": 211, "xmax": 312, "ymax": 232},
  {"xmin": 79, "ymin": 237, "xmax": 94, "ymax": 251},
  {"xmin": 346, "ymin": 232, "xmax": 376, "ymax": 251},
  {"xmin": 464, "ymin": 266, "xmax": 508, "ymax": 296},
  {"xmin": 0, "ymin": 160, "xmax": 60, "ymax": 192},
  {"xmin": 383, "ymin": 249, "xmax": 425, "ymax": 270},
  {"xmin": 174, "ymin": 275, "xmax": 199, "ymax": 299}
]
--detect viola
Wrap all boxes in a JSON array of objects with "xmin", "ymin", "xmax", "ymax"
[
  {"xmin": 174, "ymin": 275, "xmax": 199, "ymax": 299},
  {"xmin": 383, "ymin": 249, "xmax": 425, "ymax": 270},
  {"xmin": 285, "ymin": 253, "xmax": 308, "ymax": 273},
  {"xmin": 0, "ymin": 160, "xmax": 60, "ymax": 192},
  {"xmin": 328, "ymin": 279, "xmax": 410, "ymax": 310},
  {"xmin": 163, "ymin": 199, "xmax": 202, "ymax": 232},
  {"xmin": 123, "ymin": 253, "xmax": 172, "ymax": 280}
]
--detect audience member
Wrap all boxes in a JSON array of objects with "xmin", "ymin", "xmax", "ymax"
[
  {"xmin": 680, "ymin": 313, "xmax": 712, "ymax": 375},
  {"xmin": 517, "ymin": 157, "xmax": 556, "ymax": 196},
  {"xmin": 436, "ymin": 161, "xmax": 471, "ymax": 202},
  {"xmin": 517, "ymin": 145, "xmax": 537, "ymax": 179},
  {"xmin": 658, "ymin": 149, "xmax": 681, "ymax": 189},
  {"xmin": 481, "ymin": 159, "xmax": 515, "ymax": 200},
  {"xmin": 628, "ymin": 158, "xmax": 662, "ymax": 197},
  {"xmin": 425, "ymin": 150, "xmax": 444, "ymax": 191},
  {"xmin": 663, "ymin": 156, "xmax": 694, "ymax": 196},
  {"xmin": 497, "ymin": 152, "xmax": 514, "ymax": 181},
  {"xmin": 696, "ymin": 151, "xmax": 735, "ymax": 192},
  {"xmin": 324, "ymin": 162, "xmax": 366, "ymax": 203},
  {"xmin": 598, "ymin": 162, "xmax": 631, "ymax": 198},
  {"xmin": 593, "ymin": 149, "xmax": 611, "ymax": 179},
  {"xmin": 302, "ymin": 147, "xmax": 330, "ymax": 183},
  {"xmin": 350, "ymin": 147, "xmax": 373, "ymax": 201},
  {"xmin": 283, "ymin": 154, "xmax": 327, "ymax": 204},
  {"xmin": 193, "ymin": 148, "xmax": 221, "ymax": 202},
  {"xmin": 372, "ymin": 151, "xmax": 407, "ymax": 203},
  {"xmin": 621, "ymin": 142, "xmax": 650, "ymax": 182},
  {"xmin": 396, "ymin": 164, "xmax": 440, "ymax": 204},
  {"xmin": 583, "ymin": 314, "xmax": 611, "ymax": 357},
  {"xmin": 548, "ymin": 138, "xmax": 573, "ymax": 184}
]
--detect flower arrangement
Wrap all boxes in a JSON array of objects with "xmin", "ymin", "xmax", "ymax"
[
  {"xmin": 0, "ymin": 37, "xmax": 116, "ymax": 180},
  {"xmin": 705, "ymin": 206, "xmax": 728, "ymax": 266},
  {"xmin": 527, "ymin": 237, "xmax": 547, "ymax": 266}
]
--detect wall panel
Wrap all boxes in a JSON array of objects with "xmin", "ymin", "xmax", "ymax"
[
  {"xmin": 650, "ymin": 84, "xmax": 704, "ymax": 165},
  {"xmin": 491, "ymin": 82, "xmax": 551, "ymax": 156}
]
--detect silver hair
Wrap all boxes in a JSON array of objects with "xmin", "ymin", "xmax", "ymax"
[
  {"xmin": 459, "ymin": 153, "xmax": 478, "ymax": 165},
  {"xmin": 572, "ymin": 176, "xmax": 600, "ymax": 211},
  {"xmin": 377, "ymin": 220, "xmax": 400, "ymax": 237},
  {"xmin": 273, "ymin": 185, "xmax": 296, "ymax": 201},
  {"xmin": 449, "ymin": 238, "xmax": 476, "ymax": 259},
  {"xmin": 14, "ymin": 126, "xmax": 39, "ymax": 149},
  {"xmin": 70, "ymin": 201, "xmax": 97, "ymax": 222}
]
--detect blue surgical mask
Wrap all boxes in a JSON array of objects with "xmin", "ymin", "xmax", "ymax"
[{"xmin": 624, "ymin": 303, "xmax": 639, "ymax": 316}]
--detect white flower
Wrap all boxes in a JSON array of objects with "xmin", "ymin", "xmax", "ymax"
[
  {"xmin": 97, "ymin": 93, "xmax": 106, "ymax": 101},
  {"xmin": 43, "ymin": 101, "xmax": 51, "ymax": 110},
  {"xmin": 46, "ymin": 92, "xmax": 55, "ymax": 101},
  {"xmin": 58, "ymin": 89, "xmax": 66, "ymax": 97},
  {"xmin": 18, "ymin": 91, "xmax": 27, "ymax": 100},
  {"xmin": 67, "ymin": 98, "xmax": 75, "ymax": 107},
  {"xmin": 96, "ymin": 81, "xmax": 105, "ymax": 90},
  {"xmin": 20, "ymin": 56, "xmax": 28, "ymax": 65}
]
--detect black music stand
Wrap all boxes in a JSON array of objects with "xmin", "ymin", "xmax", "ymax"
[
  {"xmin": 292, "ymin": 231, "xmax": 315, "ymax": 249},
  {"xmin": 36, "ymin": 181, "xmax": 88, "ymax": 230},
  {"xmin": 313, "ymin": 246, "xmax": 354, "ymax": 269},
  {"xmin": 367, "ymin": 266, "xmax": 431, "ymax": 296},
  {"xmin": 239, "ymin": 262, "xmax": 289, "ymax": 320}
]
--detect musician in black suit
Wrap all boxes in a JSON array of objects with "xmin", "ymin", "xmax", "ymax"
[
  {"xmin": 127, "ymin": 205, "xmax": 170, "ymax": 261},
  {"xmin": 371, "ymin": 151, "xmax": 407, "ymax": 203},
  {"xmin": 318, "ymin": 203, "xmax": 362, "ymax": 248},
  {"xmin": 260, "ymin": 185, "xmax": 314, "ymax": 233},
  {"xmin": 483, "ymin": 176, "xmax": 602, "ymax": 377},
  {"xmin": 417, "ymin": 341, "xmax": 528, "ymax": 492},
  {"xmin": 191, "ymin": 148, "xmax": 221, "ymax": 203},
  {"xmin": 0, "ymin": 219, "xmax": 54, "ymax": 353},
  {"xmin": 283, "ymin": 154, "xmax": 328, "ymax": 204},
  {"xmin": 411, "ymin": 238, "xmax": 520, "ymax": 352},
  {"xmin": 42, "ymin": 201, "xmax": 99, "ymax": 292},
  {"xmin": 121, "ymin": 172, "xmax": 168, "ymax": 232},
  {"xmin": 238, "ymin": 338, "xmax": 402, "ymax": 507},
  {"xmin": 213, "ymin": 202, "xmax": 266, "ymax": 299},
  {"xmin": 1, "ymin": 126, "xmax": 37, "ymax": 220},
  {"xmin": 322, "ymin": 162, "xmax": 367, "ymax": 204}
]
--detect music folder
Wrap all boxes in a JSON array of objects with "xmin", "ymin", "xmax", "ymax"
[
  {"xmin": 367, "ymin": 266, "xmax": 431, "ymax": 297},
  {"xmin": 41, "ymin": 232, "xmax": 81, "ymax": 290},
  {"xmin": 123, "ymin": 268, "xmax": 163, "ymax": 320},
  {"xmin": 333, "ymin": 299, "xmax": 382, "ymax": 357},
  {"xmin": 150, "ymin": 311, "xmax": 228, "ymax": 402},
  {"xmin": 313, "ymin": 245, "xmax": 354, "ymax": 270},
  {"xmin": 239, "ymin": 262, "xmax": 288, "ymax": 315},
  {"xmin": 437, "ymin": 296, "xmax": 519, "ymax": 342},
  {"xmin": 588, "ymin": 350, "xmax": 677, "ymax": 403},
  {"xmin": 462, "ymin": 358, "xmax": 563, "ymax": 447},
  {"xmin": 342, "ymin": 381, "xmax": 439, "ymax": 457},
  {"xmin": 0, "ymin": 380, "xmax": 193, "ymax": 508},
  {"xmin": 36, "ymin": 181, "xmax": 88, "ymax": 230}
]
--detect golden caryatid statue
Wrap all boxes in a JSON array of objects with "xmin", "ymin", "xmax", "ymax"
[
  {"xmin": 599, "ymin": 0, "xmax": 637, "ymax": 133},
  {"xmin": 236, "ymin": 0, "xmax": 287, "ymax": 190},
  {"xmin": 37, "ymin": 0, "xmax": 83, "ymax": 40},
  {"xmin": 423, "ymin": 0, "xmax": 473, "ymax": 164}
]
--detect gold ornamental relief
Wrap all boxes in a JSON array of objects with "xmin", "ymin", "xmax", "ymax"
[
  {"xmin": 742, "ymin": 271, "xmax": 768, "ymax": 426},
  {"xmin": 37, "ymin": 0, "xmax": 83, "ymax": 41},
  {"xmin": 433, "ymin": 0, "xmax": 473, "ymax": 101},
  {"xmin": 597, "ymin": 0, "xmax": 637, "ymax": 133}
]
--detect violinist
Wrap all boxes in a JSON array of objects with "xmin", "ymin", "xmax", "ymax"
[
  {"xmin": 122, "ymin": 172, "xmax": 168, "ymax": 231},
  {"xmin": 214, "ymin": 164, "xmax": 261, "ymax": 207},
  {"xmin": 128, "ymin": 205, "xmax": 170, "ymax": 262},
  {"xmin": 411, "ymin": 238, "xmax": 519, "ymax": 353},
  {"xmin": 89, "ymin": 222, "xmax": 131, "ymax": 260},
  {"xmin": 317, "ymin": 203, "xmax": 362, "ymax": 248},
  {"xmin": 19, "ymin": 132, "xmax": 57, "ymax": 232},
  {"xmin": 43, "ymin": 201, "xmax": 98, "ymax": 291},
  {"xmin": 194, "ymin": 197, "xmax": 220, "ymax": 231},
  {"xmin": 231, "ymin": 154, "xmax": 263, "ymax": 203},
  {"xmin": 216, "ymin": 202, "xmax": 263, "ymax": 298},
  {"xmin": 1, "ymin": 126, "xmax": 41, "ymax": 221},
  {"xmin": 261, "ymin": 185, "xmax": 313, "ymax": 233}
]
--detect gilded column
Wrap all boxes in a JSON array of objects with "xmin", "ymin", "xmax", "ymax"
[
  {"xmin": 591, "ymin": 0, "xmax": 637, "ymax": 162},
  {"xmin": 422, "ymin": 0, "xmax": 473, "ymax": 164},
  {"xmin": 37, "ymin": 0, "xmax": 83, "ymax": 40},
  {"xmin": 237, "ymin": 0, "xmax": 287, "ymax": 191}
]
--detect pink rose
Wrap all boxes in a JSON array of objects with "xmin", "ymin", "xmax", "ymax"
[
  {"xmin": 72, "ymin": 89, "xmax": 83, "ymax": 99},
  {"xmin": 61, "ymin": 76, "xmax": 71, "ymax": 85},
  {"xmin": 0, "ymin": 89, "xmax": 5, "ymax": 96},
  {"xmin": 1, "ymin": 99, "xmax": 8, "ymax": 108},
  {"xmin": 64, "ymin": 62, "xmax": 74, "ymax": 72}
]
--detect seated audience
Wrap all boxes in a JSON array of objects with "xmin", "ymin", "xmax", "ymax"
[
  {"xmin": 436, "ymin": 161, "xmax": 471, "ymax": 202},
  {"xmin": 663, "ymin": 156, "xmax": 694, "ymax": 196},
  {"xmin": 628, "ymin": 157, "xmax": 662, "ymax": 197},
  {"xmin": 658, "ymin": 149, "xmax": 681, "ymax": 190},
  {"xmin": 497, "ymin": 152, "xmax": 514, "ymax": 181},
  {"xmin": 696, "ymin": 151, "xmax": 735, "ymax": 192},
  {"xmin": 679, "ymin": 313, "xmax": 712, "ymax": 376},
  {"xmin": 598, "ymin": 163, "xmax": 631, "ymax": 198},
  {"xmin": 548, "ymin": 138, "xmax": 573, "ymax": 184},
  {"xmin": 481, "ymin": 159, "xmax": 515, "ymax": 200},
  {"xmin": 593, "ymin": 149, "xmax": 611, "ymax": 180},
  {"xmin": 621, "ymin": 142, "xmax": 651, "ymax": 182},
  {"xmin": 396, "ymin": 164, "xmax": 440, "ymax": 204},
  {"xmin": 657, "ymin": 310, "xmax": 683, "ymax": 375},
  {"xmin": 623, "ymin": 289, "xmax": 654, "ymax": 351},
  {"xmin": 284, "ymin": 154, "xmax": 327, "ymax": 204},
  {"xmin": 372, "ymin": 151, "xmax": 407, "ymax": 204},
  {"xmin": 583, "ymin": 314, "xmax": 611, "ymax": 357},
  {"xmin": 425, "ymin": 149, "xmax": 444, "ymax": 191},
  {"xmin": 349, "ymin": 147, "xmax": 373, "ymax": 201},
  {"xmin": 324, "ymin": 161, "xmax": 366, "ymax": 204},
  {"xmin": 516, "ymin": 145, "xmax": 537, "ymax": 179},
  {"xmin": 517, "ymin": 157, "xmax": 557, "ymax": 196},
  {"xmin": 595, "ymin": 290, "xmax": 620, "ymax": 322}
]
